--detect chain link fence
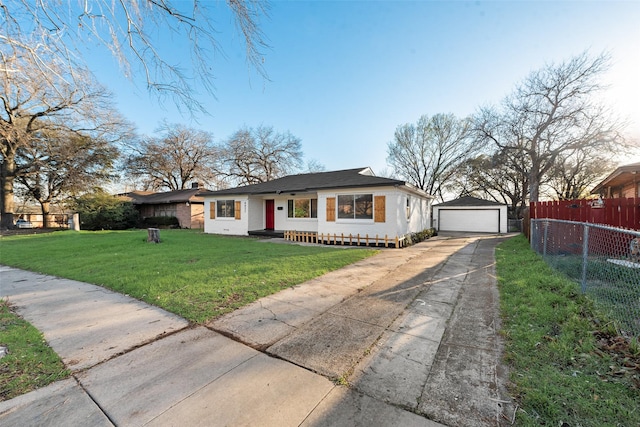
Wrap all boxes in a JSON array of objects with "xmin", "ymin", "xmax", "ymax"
[
  {"xmin": 508, "ymin": 218, "xmax": 523, "ymax": 232},
  {"xmin": 530, "ymin": 219, "xmax": 640, "ymax": 338}
]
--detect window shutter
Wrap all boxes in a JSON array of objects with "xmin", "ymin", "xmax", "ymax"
[
  {"xmin": 374, "ymin": 196, "xmax": 386, "ymax": 223},
  {"xmin": 209, "ymin": 202, "xmax": 216, "ymax": 219},
  {"xmin": 326, "ymin": 197, "xmax": 335, "ymax": 222},
  {"xmin": 234, "ymin": 201, "xmax": 241, "ymax": 220}
]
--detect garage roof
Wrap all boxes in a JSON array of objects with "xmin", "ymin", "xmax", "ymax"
[{"xmin": 434, "ymin": 196, "xmax": 505, "ymax": 207}]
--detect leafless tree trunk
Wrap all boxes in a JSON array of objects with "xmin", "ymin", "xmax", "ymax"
[{"xmin": 0, "ymin": 155, "xmax": 17, "ymax": 228}]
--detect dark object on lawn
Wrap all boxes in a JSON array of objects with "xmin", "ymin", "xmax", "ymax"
[{"xmin": 147, "ymin": 228, "xmax": 160, "ymax": 243}]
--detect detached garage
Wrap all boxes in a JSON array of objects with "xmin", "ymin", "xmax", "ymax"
[{"xmin": 433, "ymin": 196, "xmax": 507, "ymax": 234}]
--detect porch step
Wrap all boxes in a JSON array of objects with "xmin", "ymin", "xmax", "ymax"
[{"xmin": 248, "ymin": 229, "xmax": 285, "ymax": 238}]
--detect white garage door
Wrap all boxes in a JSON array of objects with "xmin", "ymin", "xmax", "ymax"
[{"xmin": 438, "ymin": 209, "xmax": 500, "ymax": 233}]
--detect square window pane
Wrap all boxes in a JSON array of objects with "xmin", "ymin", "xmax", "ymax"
[
  {"xmin": 355, "ymin": 194, "xmax": 373, "ymax": 219},
  {"xmin": 216, "ymin": 200, "xmax": 235, "ymax": 217},
  {"xmin": 338, "ymin": 195, "xmax": 354, "ymax": 219},
  {"xmin": 295, "ymin": 199, "xmax": 310, "ymax": 218}
]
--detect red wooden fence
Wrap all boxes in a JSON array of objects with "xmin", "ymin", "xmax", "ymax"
[{"xmin": 530, "ymin": 198, "xmax": 640, "ymax": 230}]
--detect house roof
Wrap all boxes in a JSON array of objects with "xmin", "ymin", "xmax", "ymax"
[
  {"xmin": 433, "ymin": 196, "xmax": 505, "ymax": 207},
  {"xmin": 122, "ymin": 188, "xmax": 208, "ymax": 205},
  {"xmin": 200, "ymin": 168, "xmax": 431, "ymax": 198},
  {"xmin": 591, "ymin": 162, "xmax": 640, "ymax": 194}
]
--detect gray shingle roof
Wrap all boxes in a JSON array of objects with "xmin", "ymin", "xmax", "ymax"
[
  {"xmin": 201, "ymin": 168, "xmax": 428, "ymax": 197},
  {"xmin": 434, "ymin": 196, "xmax": 505, "ymax": 207},
  {"xmin": 125, "ymin": 188, "xmax": 207, "ymax": 204}
]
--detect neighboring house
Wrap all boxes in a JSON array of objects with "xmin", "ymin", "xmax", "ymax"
[
  {"xmin": 122, "ymin": 184, "xmax": 207, "ymax": 229},
  {"xmin": 432, "ymin": 196, "xmax": 508, "ymax": 234},
  {"xmin": 11, "ymin": 210, "xmax": 69, "ymax": 229},
  {"xmin": 201, "ymin": 167, "xmax": 433, "ymax": 246},
  {"xmin": 591, "ymin": 162, "xmax": 640, "ymax": 198}
]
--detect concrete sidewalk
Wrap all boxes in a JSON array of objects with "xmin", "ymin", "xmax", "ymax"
[{"xmin": 0, "ymin": 234, "xmax": 514, "ymax": 426}]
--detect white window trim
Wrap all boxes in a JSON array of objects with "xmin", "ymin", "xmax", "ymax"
[
  {"xmin": 335, "ymin": 218, "xmax": 375, "ymax": 225},
  {"xmin": 216, "ymin": 199, "xmax": 236, "ymax": 218}
]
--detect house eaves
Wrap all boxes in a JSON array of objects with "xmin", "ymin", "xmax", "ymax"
[
  {"xmin": 591, "ymin": 162, "xmax": 640, "ymax": 194},
  {"xmin": 130, "ymin": 189, "xmax": 207, "ymax": 205}
]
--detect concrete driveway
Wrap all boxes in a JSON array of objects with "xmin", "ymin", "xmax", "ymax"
[{"xmin": 0, "ymin": 233, "xmax": 516, "ymax": 426}]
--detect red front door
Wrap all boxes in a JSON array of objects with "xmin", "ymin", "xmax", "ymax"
[{"xmin": 265, "ymin": 199, "xmax": 275, "ymax": 230}]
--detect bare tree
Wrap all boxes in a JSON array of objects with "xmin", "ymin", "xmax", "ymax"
[
  {"xmin": 0, "ymin": 45, "xmax": 131, "ymax": 228},
  {"xmin": 0, "ymin": 0, "xmax": 269, "ymax": 113},
  {"xmin": 124, "ymin": 122, "xmax": 220, "ymax": 191},
  {"xmin": 544, "ymin": 148, "xmax": 615, "ymax": 200},
  {"xmin": 16, "ymin": 131, "xmax": 119, "ymax": 227},
  {"xmin": 305, "ymin": 159, "xmax": 326, "ymax": 173},
  {"xmin": 474, "ymin": 51, "xmax": 626, "ymax": 202},
  {"xmin": 449, "ymin": 151, "xmax": 530, "ymax": 217},
  {"xmin": 217, "ymin": 125, "xmax": 303, "ymax": 185},
  {"xmin": 386, "ymin": 113, "xmax": 477, "ymax": 200}
]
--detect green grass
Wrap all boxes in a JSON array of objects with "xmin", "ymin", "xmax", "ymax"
[
  {"xmin": 0, "ymin": 299, "xmax": 70, "ymax": 401},
  {"xmin": 0, "ymin": 229, "xmax": 376, "ymax": 323},
  {"xmin": 496, "ymin": 235, "xmax": 640, "ymax": 426},
  {"xmin": 546, "ymin": 254, "xmax": 640, "ymax": 336}
]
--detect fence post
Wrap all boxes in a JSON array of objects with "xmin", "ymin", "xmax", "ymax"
[
  {"xmin": 543, "ymin": 221, "xmax": 548, "ymax": 257},
  {"xmin": 529, "ymin": 219, "xmax": 535, "ymax": 249},
  {"xmin": 581, "ymin": 224, "xmax": 589, "ymax": 293}
]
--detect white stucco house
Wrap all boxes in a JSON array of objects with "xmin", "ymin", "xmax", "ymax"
[
  {"xmin": 201, "ymin": 167, "xmax": 433, "ymax": 247},
  {"xmin": 432, "ymin": 196, "xmax": 508, "ymax": 234}
]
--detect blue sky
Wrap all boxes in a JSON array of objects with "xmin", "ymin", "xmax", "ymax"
[{"xmin": 89, "ymin": 1, "xmax": 640, "ymax": 178}]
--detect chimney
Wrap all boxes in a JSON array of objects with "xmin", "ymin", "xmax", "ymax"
[{"xmin": 191, "ymin": 182, "xmax": 199, "ymax": 189}]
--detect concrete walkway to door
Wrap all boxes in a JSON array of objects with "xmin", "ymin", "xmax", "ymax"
[{"xmin": 0, "ymin": 233, "xmax": 516, "ymax": 426}]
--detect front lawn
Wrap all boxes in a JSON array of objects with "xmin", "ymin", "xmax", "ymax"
[
  {"xmin": 0, "ymin": 229, "xmax": 377, "ymax": 323},
  {"xmin": 496, "ymin": 235, "xmax": 640, "ymax": 426}
]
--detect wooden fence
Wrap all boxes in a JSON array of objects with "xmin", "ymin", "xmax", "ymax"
[
  {"xmin": 530, "ymin": 198, "xmax": 639, "ymax": 230},
  {"xmin": 284, "ymin": 230, "xmax": 407, "ymax": 248}
]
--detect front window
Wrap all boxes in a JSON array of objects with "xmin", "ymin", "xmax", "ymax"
[
  {"xmin": 338, "ymin": 194, "xmax": 373, "ymax": 220},
  {"xmin": 288, "ymin": 199, "xmax": 317, "ymax": 218},
  {"xmin": 216, "ymin": 200, "xmax": 235, "ymax": 218},
  {"xmin": 154, "ymin": 206, "xmax": 176, "ymax": 217}
]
